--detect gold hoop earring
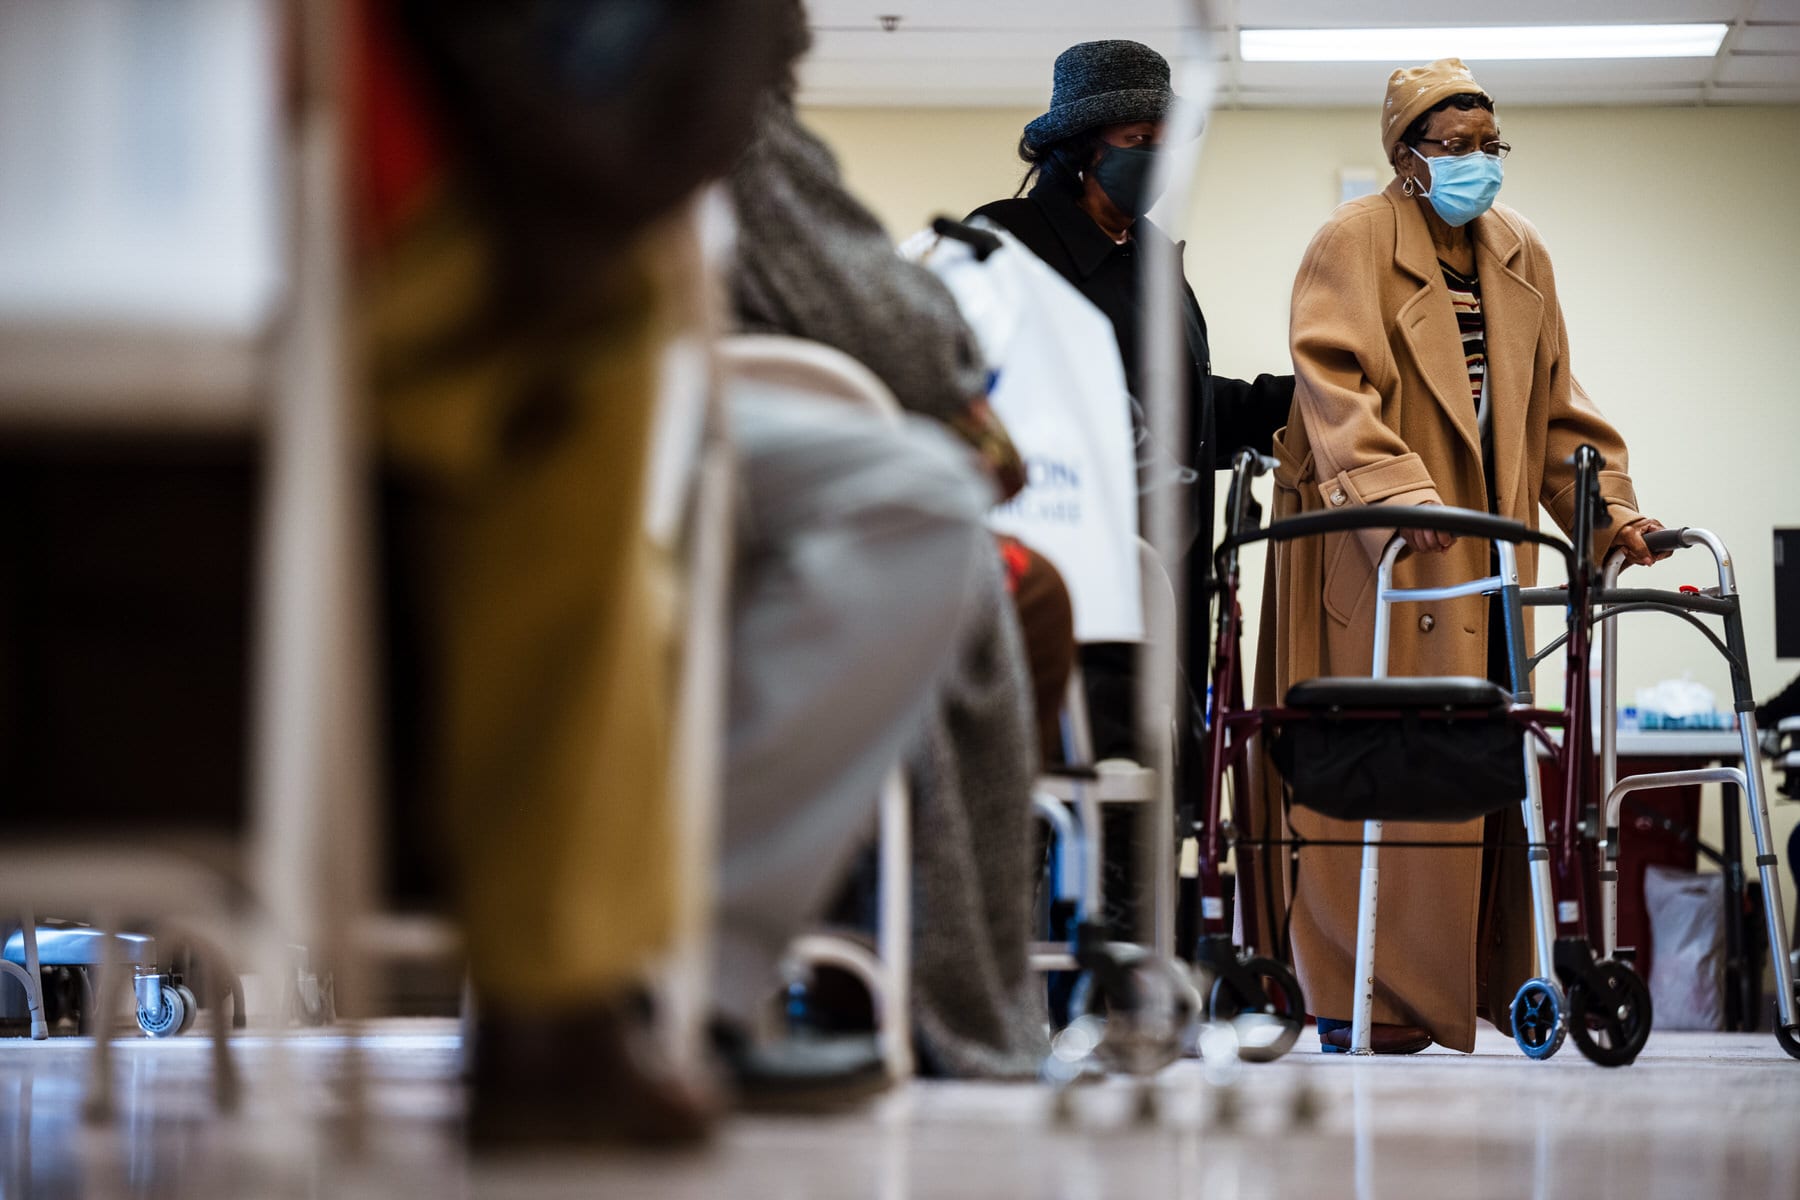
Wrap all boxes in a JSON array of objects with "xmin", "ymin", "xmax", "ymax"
[{"xmin": 1401, "ymin": 175, "xmax": 1417, "ymax": 198}]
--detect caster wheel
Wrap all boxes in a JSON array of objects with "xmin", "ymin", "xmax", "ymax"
[
  {"xmin": 1207, "ymin": 956, "xmax": 1304, "ymax": 1063},
  {"xmin": 1066, "ymin": 947, "xmax": 1200, "ymax": 1073},
  {"xmin": 292, "ymin": 971, "xmax": 335, "ymax": 1028},
  {"xmin": 73, "ymin": 967, "xmax": 98, "ymax": 1037},
  {"xmin": 1510, "ymin": 978, "xmax": 1566, "ymax": 1060},
  {"xmin": 136, "ymin": 985, "xmax": 187, "ymax": 1039},
  {"xmin": 1568, "ymin": 960, "xmax": 1651, "ymax": 1067},
  {"xmin": 229, "ymin": 977, "xmax": 249, "ymax": 1030},
  {"xmin": 173, "ymin": 985, "xmax": 199, "ymax": 1036}
]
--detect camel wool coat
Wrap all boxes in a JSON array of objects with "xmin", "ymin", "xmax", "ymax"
[{"xmin": 1249, "ymin": 178, "xmax": 1645, "ymax": 1052}]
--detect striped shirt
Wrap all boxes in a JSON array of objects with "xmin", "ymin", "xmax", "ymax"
[
  {"xmin": 1440, "ymin": 261, "xmax": 1486, "ymax": 413},
  {"xmin": 1443, "ymin": 261, "xmax": 1499, "ymax": 517}
]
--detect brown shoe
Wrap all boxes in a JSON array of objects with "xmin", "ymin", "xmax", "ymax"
[
  {"xmin": 1320, "ymin": 1022, "xmax": 1433, "ymax": 1055},
  {"xmin": 468, "ymin": 995, "xmax": 717, "ymax": 1152}
]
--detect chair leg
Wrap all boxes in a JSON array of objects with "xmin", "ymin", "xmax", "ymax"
[
  {"xmin": 82, "ymin": 912, "xmax": 120, "ymax": 1124},
  {"xmin": 0, "ymin": 963, "xmax": 46, "ymax": 1042},
  {"xmin": 209, "ymin": 967, "xmax": 240, "ymax": 1113},
  {"xmin": 1348, "ymin": 821, "xmax": 1383, "ymax": 1055},
  {"xmin": 876, "ymin": 769, "xmax": 914, "ymax": 1081},
  {"xmin": 18, "ymin": 910, "xmax": 46, "ymax": 1040}
]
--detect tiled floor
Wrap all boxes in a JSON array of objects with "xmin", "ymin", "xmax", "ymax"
[{"xmin": 2, "ymin": 1020, "xmax": 1797, "ymax": 1199}]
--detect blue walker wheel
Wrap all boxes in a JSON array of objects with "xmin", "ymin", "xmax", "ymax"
[{"xmin": 1510, "ymin": 978, "xmax": 1566, "ymax": 1061}]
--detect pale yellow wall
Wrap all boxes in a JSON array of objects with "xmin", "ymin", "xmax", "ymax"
[
  {"xmin": 807, "ymin": 102, "xmax": 1800, "ymax": 941},
  {"xmin": 801, "ymin": 107, "xmax": 1042, "ymax": 237}
]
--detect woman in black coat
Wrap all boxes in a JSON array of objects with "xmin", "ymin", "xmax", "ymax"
[{"xmin": 970, "ymin": 39, "xmax": 1293, "ymax": 764}]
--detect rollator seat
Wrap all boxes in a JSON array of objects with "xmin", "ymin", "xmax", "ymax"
[
  {"xmin": 1273, "ymin": 677, "xmax": 1525, "ymax": 824},
  {"xmin": 1286, "ymin": 675, "xmax": 1509, "ymax": 711},
  {"xmin": 5, "ymin": 927, "xmax": 156, "ymax": 967}
]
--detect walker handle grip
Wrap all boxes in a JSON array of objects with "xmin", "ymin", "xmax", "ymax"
[
  {"xmin": 931, "ymin": 217, "xmax": 1002, "ymax": 261},
  {"xmin": 1232, "ymin": 449, "xmax": 1279, "ymax": 477},
  {"xmin": 1643, "ymin": 528, "xmax": 1688, "ymax": 554}
]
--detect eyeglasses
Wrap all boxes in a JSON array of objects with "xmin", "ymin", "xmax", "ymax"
[{"xmin": 1415, "ymin": 137, "xmax": 1512, "ymax": 159}]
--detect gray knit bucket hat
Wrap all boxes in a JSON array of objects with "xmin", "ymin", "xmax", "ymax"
[{"xmin": 1023, "ymin": 40, "xmax": 1176, "ymax": 151}]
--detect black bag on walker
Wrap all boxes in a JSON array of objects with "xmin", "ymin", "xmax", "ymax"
[{"xmin": 1271, "ymin": 711, "xmax": 1526, "ymax": 824}]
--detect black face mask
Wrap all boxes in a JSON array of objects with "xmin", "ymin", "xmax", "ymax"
[{"xmin": 1091, "ymin": 144, "xmax": 1164, "ymax": 219}]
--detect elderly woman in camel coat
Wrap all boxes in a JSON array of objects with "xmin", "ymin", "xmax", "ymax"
[{"xmin": 1251, "ymin": 59, "xmax": 1667, "ymax": 1054}]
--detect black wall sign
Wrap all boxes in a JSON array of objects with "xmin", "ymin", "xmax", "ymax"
[{"xmin": 1778, "ymin": 528, "xmax": 1800, "ymax": 660}]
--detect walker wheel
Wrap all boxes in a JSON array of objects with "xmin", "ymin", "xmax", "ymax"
[
  {"xmin": 1567, "ymin": 960, "xmax": 1652, "ymax": 1068},
  {"xmin": 1066, "ymin": 947, "xmax": 1200, "ymax": 1073},
  {"xmin": 173, "ymin": 984, "xmax": 199, "ymax": 1036},
  {"xmin": 1510, "ymin": 978, "xmax": 1566, "ymax": 1060},
  {"xmin": 1208, "ymin": 956, "xmax": 1304, "ymax": 1063},
  {"xmin": 292, "ymin": 970, "xmax": 335, "ymax": 1027},
  {"xmin": 1772, "ymin": 984, "xmax": 1799, "ymax": 1061},
  {"xmin": 136, "ymin": 984, "xmax": 187, "ymax": 1039}
]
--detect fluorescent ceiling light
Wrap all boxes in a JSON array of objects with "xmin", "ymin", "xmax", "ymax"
[{"xmin": 1239, "ymin": 24, "xmax": 1729, "ymax": 62}]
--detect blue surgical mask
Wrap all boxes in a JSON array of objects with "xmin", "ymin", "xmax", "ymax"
[{"xmin": 1410, "ymin": 145, "xmax": 1503, "ymax": 227}]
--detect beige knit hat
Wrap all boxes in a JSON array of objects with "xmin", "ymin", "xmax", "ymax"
[{"xmin": 1381, "ymin": 57, "xmax": 1488, "ymax": 163}]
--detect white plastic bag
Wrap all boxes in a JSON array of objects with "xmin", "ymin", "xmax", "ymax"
[
  {"xmin": 1643, "ymin": 864, "xmax": 1725, "ymax": 1031},
  {"xmin": 901, "ymin": 222, "xmax": 1142, "ymax": 642}
]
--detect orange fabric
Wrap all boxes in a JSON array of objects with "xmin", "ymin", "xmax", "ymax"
[{"xmin": 997, "ymin": 535, "xmax": 1030, "ymax": 595}]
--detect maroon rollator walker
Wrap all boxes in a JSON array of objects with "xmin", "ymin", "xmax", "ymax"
[{"xmin": 1192, "ymin": 443, "xmax": 1692, "ymax": 1066}]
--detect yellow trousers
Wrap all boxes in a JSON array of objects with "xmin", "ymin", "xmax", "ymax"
[{"xmin": 369, "ymin": 206, "xmax": 681, "ymax": 1008}]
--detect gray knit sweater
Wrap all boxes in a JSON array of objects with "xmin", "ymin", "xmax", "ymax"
[
  {"xmin": 728, "ymin": 96, "xmax": 1048, "ymax": 1078},
  {"xmin": 729, "ymin": 98, "xmax": 989, "ymax": 423}
]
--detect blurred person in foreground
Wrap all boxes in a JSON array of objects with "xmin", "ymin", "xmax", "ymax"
[
  {"xmin": 720, "ymin": 0, "xmax": 1065, "ymax": 1078},
  {"xmin": 365, "ymin": 0, "xmax": 990, "ymax": 1145},
  {"xmin": 1251, "ymin": 59, "xmax": 1665, "ymax": 1055}
]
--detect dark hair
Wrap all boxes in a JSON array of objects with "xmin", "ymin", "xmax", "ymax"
[
  {"xmin": 1014, "ymin": 128, "xmax": 1106, "ymax": 197},
  {"xmin": 390, "ymin": 0, "xmax": 792, "ymax": 322},
  {"xmin": 772, "ymin": 0, "xmax": 813, "ymax": 100},
  {"xmin": 1399, "ymin": 91, "xmax": 1495, "ymax": 150}
]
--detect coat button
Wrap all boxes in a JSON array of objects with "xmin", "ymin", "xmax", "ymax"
[
  {"xmin": 1419, "ymin": 613, "xmax": 1436, "ymax": 633},
  {"xmin": 1329, "ymin": 488, "xmax": 1347, "ymax": 506}
]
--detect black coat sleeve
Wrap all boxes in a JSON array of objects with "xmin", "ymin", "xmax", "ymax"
[{"xmin": 1207, "ymin": 371, "xmax": 1294, "ymax": 468}]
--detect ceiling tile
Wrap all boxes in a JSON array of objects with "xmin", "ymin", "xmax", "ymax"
[
  {"xmin": 808, "ymin": 28, "xmax": 1198, "ymax": 62},
  {"xmin": 1711, "ymin": 84, "xmax": 1800, "ymax": 100},
  {"xmin": 798, "ymin": 1, "xmax": 1800, "ymax": 109},
  {"xmin": 1736, "ymin": 23, "xmax": 1800, "ymax": 53},
  {"xmin": 1718, "ymin": 52, "xmax": 1800, "ymax": 83},
  {"xmin": 805, "ymin": 0, "xmax": 1185, "ymax": 32}
]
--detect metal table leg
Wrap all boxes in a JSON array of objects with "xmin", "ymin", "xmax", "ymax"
[{"xmin": 1719, "ymin": 781, "xmax": 1749, "ymax": 1032}]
